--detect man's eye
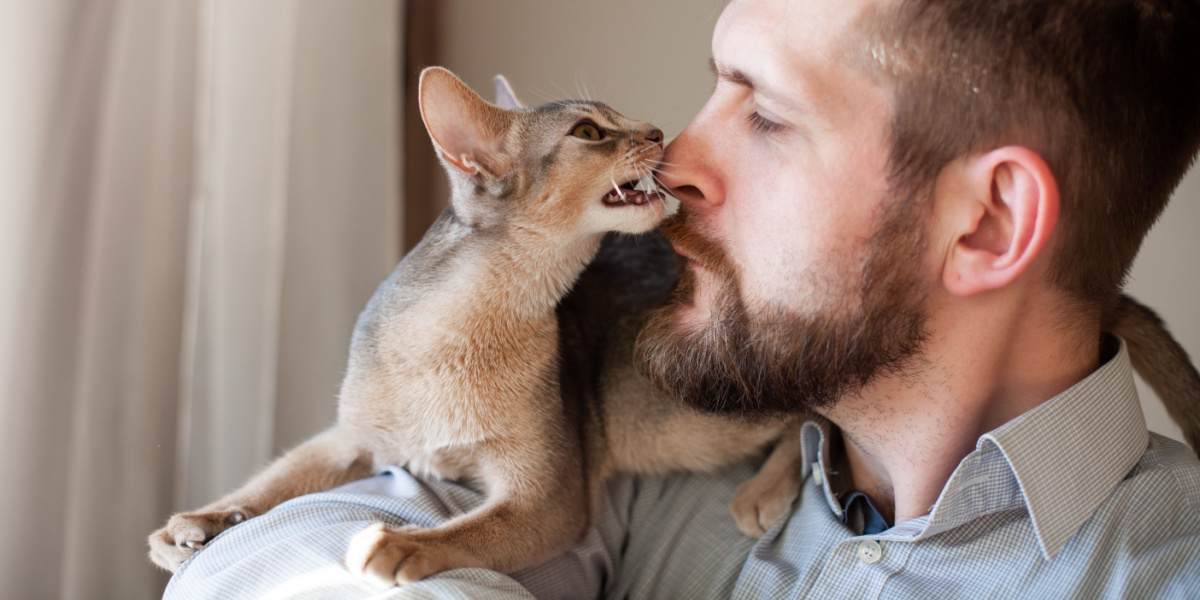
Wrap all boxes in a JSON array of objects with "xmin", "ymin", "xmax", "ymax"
[
  {"xmin": 747, "ymin": 111, "xmax": 785, "ymax": 134},
  {"xmin": 570, "ymin": 121, "xmax": 605, "ymax": 141}
]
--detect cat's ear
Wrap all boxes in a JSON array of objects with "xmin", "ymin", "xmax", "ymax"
[
  {"xmin": 493, "ymin": 74, "xmax": 524, "ymax": 110},
  {"xmin": 419, "ymin": 67, "xmax": 512, "ymax": 178}
]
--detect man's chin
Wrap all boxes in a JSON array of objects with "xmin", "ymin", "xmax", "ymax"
[{"xmin": 634, "ymin": 288, "xmax": 783, "ymax": 417}]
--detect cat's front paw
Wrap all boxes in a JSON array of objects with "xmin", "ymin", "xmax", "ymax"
[
  {"xmin": 147, "ymin": 506, "xmax": 250, "ymax": 572},
  {"xmin": 345, "ymin": 523, "xmax": 454, "ymax": 586},
  {"xmin": 730, "ymin": 468, "xmax": 801, "ymax": 538}
]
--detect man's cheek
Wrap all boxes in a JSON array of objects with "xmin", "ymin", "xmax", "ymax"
[{"xmin": 736, "ymin": 225, "xmax": 814, "ymax": 296}]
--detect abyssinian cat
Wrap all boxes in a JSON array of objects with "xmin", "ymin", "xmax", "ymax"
[{"xmin": 147, "ymin": 67, "xmax": 795, "ymax": 584}]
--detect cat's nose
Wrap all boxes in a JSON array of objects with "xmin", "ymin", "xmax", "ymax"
[{"xmin": 644, "ymin": 128, "xmax": 664, "ymax": 145}]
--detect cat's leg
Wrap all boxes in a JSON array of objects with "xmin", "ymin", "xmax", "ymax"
[
  {"xmin": 729, "ymin": 426, "xmax": 804, "ymax": 537},
  {"xmin": 148, "ymin": 426, "xmax": 375, "ymax": 572},
  {"xmin": 345, "ymin": 445, "xmax": 587, "ymax": 586}
]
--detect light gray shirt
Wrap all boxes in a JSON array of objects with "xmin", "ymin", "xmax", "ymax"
[{"xmin": 165, "ymin": 338, "xmax": 1200, "ymax": 599}]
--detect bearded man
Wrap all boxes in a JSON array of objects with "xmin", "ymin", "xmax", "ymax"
[{"xmin": 164, "ymin": 1, "xmax": 1200, "ymax": 598}]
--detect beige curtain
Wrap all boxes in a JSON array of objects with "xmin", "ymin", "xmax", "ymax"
[{"xmin": 0, "ymin": 1, "xmax": 402, "ymax": 598}]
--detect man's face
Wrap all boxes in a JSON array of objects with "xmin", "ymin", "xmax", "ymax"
[{"xmin": 636, "ymin": 0, "xmax": 933, "ymax": 414}]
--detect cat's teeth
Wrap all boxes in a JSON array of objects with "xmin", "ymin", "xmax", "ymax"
[
  {"xmin": 634, "ymin": 174, "xmax": 657, "ymax": 194},
  {"xmin": 603, "ymin": 190, "xmax": 627, "ymax": 206}
]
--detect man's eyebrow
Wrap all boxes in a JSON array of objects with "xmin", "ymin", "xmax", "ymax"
[
  {"xmin": 709, "ymin": 58, "xmax": 754, "ymax": 89},
  {"xmin": 709, "ymin": 57, "xmax": 829, "ymax": 128},
  {"xmin": 708, "ymin": 57, "xmax": 800, "ymax": 113}
]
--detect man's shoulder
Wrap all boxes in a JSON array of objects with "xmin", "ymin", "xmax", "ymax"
[
  {"xmin": 1037, "ymin": 435, "xmax": 1199, "ymax": 597},
  {"xmin": 1119, "ymin": 433, "xmax": 1200, "ymax": 514},
  {"xmin": 1082, "ymin": 433, "xmax": 1200, "ymax": 556}
]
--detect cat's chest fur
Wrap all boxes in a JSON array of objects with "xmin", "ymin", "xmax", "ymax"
[{"xmin": 335, "ymin": 211, "xmax": 584, "ymax": 467}]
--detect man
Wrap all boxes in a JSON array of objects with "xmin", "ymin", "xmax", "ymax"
[{"xmin": 165, "ymin": 0, "xmax": 1200, "ymax": 597}]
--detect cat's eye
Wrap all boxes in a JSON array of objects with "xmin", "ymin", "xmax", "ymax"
[{"xmin": 570, "ymin": 121, "xmax": 605, "ymax": 141}]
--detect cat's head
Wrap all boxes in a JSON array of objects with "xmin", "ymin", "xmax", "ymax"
[{"xmin": 418, "ymin": 67, "xmax": 672, "ymax": 236}]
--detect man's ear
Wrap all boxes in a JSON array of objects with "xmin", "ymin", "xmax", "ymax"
[
  {"xmin": 493, "ymin": 74, "xmax": 524, "ymax": 110},
  {"xmin": 418, "ymin": 66, "xmax": 512, "ymax": 177},
  {"xmin": 941, "ymin": 147, "xmax": 1060, "ymax": 296}
]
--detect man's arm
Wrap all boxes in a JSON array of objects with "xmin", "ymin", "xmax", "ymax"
[
  {"xmin": 161, "ymin": 459, "xmax": 770, "ymax": 599},
  {"xmin": 162, "ymin": 467, "xmax": 613, "ymax": 600}
]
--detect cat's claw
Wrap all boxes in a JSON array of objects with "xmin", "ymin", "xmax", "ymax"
[{"xmin": 147, "ymin": 506, "xmax": 251, "ymax": 572}]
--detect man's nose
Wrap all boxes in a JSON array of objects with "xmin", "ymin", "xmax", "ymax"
[{"xmin": 657, "ymin": 124, "xmax": 724, "ymax": 211}]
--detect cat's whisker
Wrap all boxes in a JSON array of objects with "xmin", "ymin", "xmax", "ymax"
[
  {"xmin": 651, "ymin": 176, "xmax": 672, "ymax": 194},
  {"xmin": 649, "ymin": 166, "xmax": 681, "ymax": 180},
  {"xmin": 650, "ymin": 174, "xmax": 680, "ymax": 199},
  {"xmin": 527, "ymin": 87, "xmax": 563, "ymax": 106},
  {"xmin": 547, "ymin": 82, "xmax": 575, "ymax": 103},
  {"xmin": 573, "ymin": 76, "xmax": 588, "ymax": 103},
  {"xmin": 574, "ymin": 75, "xmax": 593, "ymax": 103},
  {"xmin": 650, "ymin": 162, "xmax": 683, "ymax": 174}
]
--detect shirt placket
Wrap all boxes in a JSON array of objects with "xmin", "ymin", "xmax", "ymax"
[{"xmin": 807, "ymin": 536, "xmax": 914, "ymax": 599}]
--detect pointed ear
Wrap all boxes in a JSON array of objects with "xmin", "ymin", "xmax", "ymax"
[
  {"xmin": 418, "ymin": 67, "xmax": 512, "ymax": 177},
  {"xmin": 493, "ymin": 74, "xmax": 524, "ymax": 110}
]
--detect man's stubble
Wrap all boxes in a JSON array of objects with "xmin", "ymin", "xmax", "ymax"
[{"xmin": 634, "ymin": 193, "xmax": 932, "ymax": 417}]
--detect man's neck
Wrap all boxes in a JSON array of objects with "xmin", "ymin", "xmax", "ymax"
[{"xmin": 817, "ymin": 289, "xmax": 1101, "ymax": 524}]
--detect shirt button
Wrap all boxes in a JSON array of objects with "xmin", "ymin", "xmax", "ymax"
[
  {"xmin": 811, "ymin": 463, "xmax": 823, "ymax": 486},
  {"xmin": 857, "ymin": 540, "xmax": 883, "ymax": 564}
]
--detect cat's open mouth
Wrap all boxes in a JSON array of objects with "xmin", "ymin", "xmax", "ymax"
[{"xmin": 603, "ymin": 175, "xmax": 664, "ymax": 208}]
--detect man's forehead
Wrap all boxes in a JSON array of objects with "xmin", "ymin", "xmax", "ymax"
[
  {"xmin": 718, "ymin": 0, "xmax": 877, "ymax": 54},
  {"xmin": 715, "ymin": 0, "xmax": 884, "ymax": 121}
]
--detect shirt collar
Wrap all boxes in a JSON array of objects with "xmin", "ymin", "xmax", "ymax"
[
  {"xmin": 974, "ymin": 335, "xmax": 1148, "ymax": 558},
  {"xmin": 801, "ymin": 335, "xmax": 1149, "ymax": 559}
]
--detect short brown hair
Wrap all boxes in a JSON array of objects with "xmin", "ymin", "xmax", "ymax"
[{"xmin": 869, "ymin": 0, "xmax": 1200, "ymax": 306}]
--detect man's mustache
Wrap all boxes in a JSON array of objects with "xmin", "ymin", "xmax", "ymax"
[{"xmin": 658, "ymin": 210, "xmax": 734, "ymax": 276}]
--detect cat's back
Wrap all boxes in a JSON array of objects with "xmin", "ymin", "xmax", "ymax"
[{"xmin": 349, "ymin": 208, "xmax": 488, "ymax": 357}]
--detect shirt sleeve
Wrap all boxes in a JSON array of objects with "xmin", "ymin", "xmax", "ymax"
[
  {"xmin": 162, "ymin": 467, "xmax": 610, "ymax": 600},
  {"xmin": 163, "ymin": 460, "xmax": 767, "ymax": 600}
]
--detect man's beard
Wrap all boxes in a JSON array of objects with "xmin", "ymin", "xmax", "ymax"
[{"xmin": 633, "ymin": 196, "xmax": 931, "ymax": 417}]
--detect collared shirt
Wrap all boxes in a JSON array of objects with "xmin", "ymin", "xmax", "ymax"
[{"xmin": 166, "ymin": 337, "xmax": 1200, "ymax": 599}]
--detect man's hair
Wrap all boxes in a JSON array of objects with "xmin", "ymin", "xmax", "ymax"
[{"xmin": 870, "ymin": 0, "xmax": 1200, "ymax": 307}]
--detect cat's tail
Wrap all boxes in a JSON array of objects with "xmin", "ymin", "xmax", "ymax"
[{"xmin": 1106, "ymin": 294, "xmax": 1200, "ymax": 454}]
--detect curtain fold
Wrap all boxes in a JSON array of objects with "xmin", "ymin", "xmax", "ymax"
[{"xmin": 0, "ymin": 1, "xmax": 402, "ymax": 597}]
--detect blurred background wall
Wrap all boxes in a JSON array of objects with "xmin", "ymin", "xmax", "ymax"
[
  {"xmin": 1, "ymin": 1, "xmax": 400, "ymax": 597},
  {"xmin": 0, "ymin": 1, "xmax": 1195, "ymax": 598}
]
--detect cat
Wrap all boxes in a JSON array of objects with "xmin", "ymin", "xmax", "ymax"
[{"xmin": 148, "ymin": 66, "xmax": 796, "ymax": 584}]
